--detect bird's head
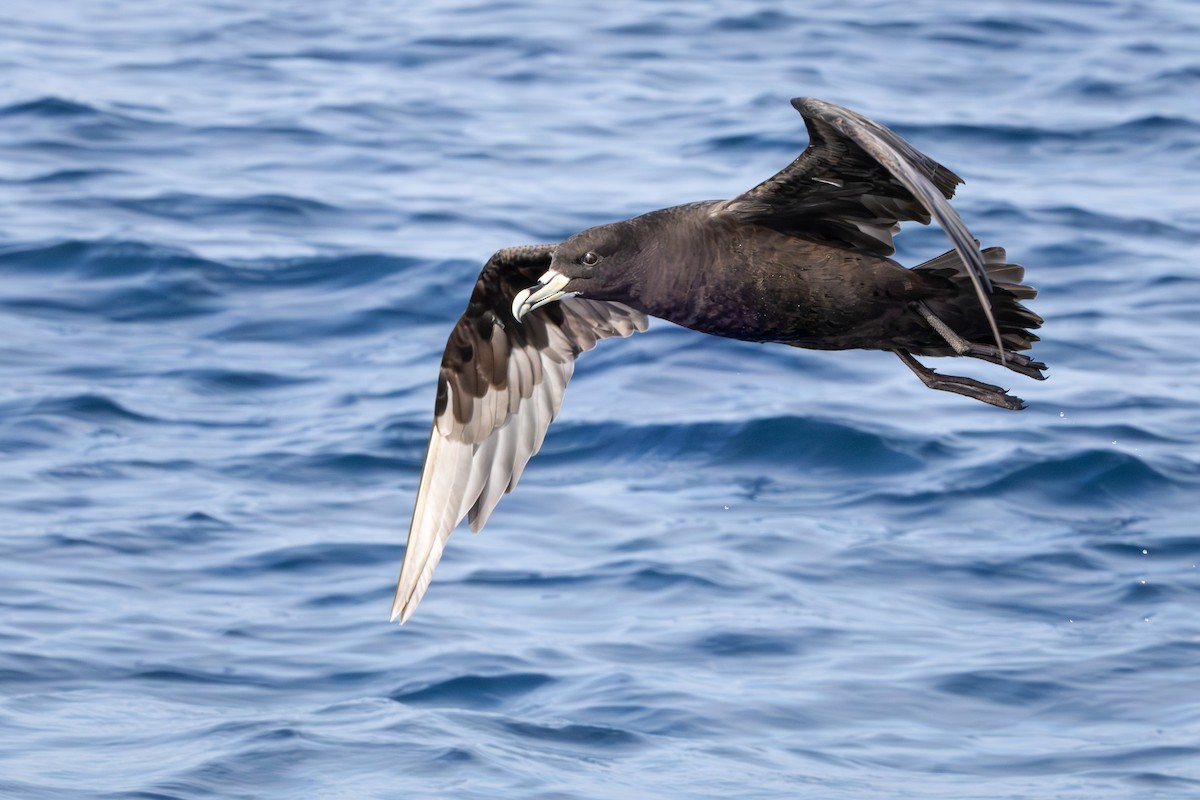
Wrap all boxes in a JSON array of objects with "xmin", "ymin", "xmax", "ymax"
[{"xmin": 511, "ymin": 222, "xmax": 636, "ymax": 321}]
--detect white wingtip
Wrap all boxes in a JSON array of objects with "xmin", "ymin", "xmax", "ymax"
[
  {"xmin": 390, "ymin": 427, "xmax": 465, "ymax": 625},
  {"xmin": 390, "ymin": 532, "xmax": 447, "ymax": 624}
]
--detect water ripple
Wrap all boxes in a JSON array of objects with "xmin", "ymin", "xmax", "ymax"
[{"xmin": 3, "ymin": 2, "xmax": 1199, "ymax": 798}]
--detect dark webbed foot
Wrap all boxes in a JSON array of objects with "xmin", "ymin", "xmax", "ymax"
[
  {"xmin": 895, "ymin": 349, "xmax": 1026, "ymax": 410},
  {"xmin": 912, "ymin": 301, "xmax": 1048, "ymax": 381},
  {"xmin": 956, "ymin": 342, "xmax": 1047, "ymax": 380}
]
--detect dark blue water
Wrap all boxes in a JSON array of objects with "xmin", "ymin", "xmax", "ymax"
[{"xmin": 2, "ymin": 1, "xmax": 1199, "ymax": 797}]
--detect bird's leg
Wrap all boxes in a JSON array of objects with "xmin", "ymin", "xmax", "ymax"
[
  {"xmin": 894, "ymin": 349, "xmax": 1026, "ymax": 410},
  {"xmin": 913, "ymin": 302, "xmax": 1047, "ymax": 380},
  {"xmin": 914, "ymin": 301, "xmax": 971, "ymax": 355}
]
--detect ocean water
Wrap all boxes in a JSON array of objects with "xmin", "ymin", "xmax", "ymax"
[{"xmin": 1, "ymin": 0, "xmax": 1199, "ymax": 797}]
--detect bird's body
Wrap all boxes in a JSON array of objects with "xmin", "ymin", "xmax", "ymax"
[
  {"xmin": 567, "ymin": 202, "xmax": 935, "ymax": 348},
  {"xmin": 390, "ymin": 98, "xmax": 1047, "ymax": 624}
]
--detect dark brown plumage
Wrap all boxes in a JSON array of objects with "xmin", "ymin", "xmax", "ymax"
[{"xmin": 391, "ymin": 97, "xmax": 1045, "ymax": 624}]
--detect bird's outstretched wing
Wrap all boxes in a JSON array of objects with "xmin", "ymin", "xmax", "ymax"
[
  {"xmin": 391, "ymin": 245, "xmax": 648, "ymax": 623},
  {"xmin": 722, "ymin": 97, "xmax": 1002, "ymax": 355}
]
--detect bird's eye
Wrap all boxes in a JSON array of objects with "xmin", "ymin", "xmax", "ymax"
[{"xmin": 580, "ymin": 252, "xmax": 601, "ymax": 266}]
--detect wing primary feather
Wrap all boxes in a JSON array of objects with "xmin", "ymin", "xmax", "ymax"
[
  {"xmin": 723, "ymin": 98, "xmax": 1005, "ymax": 361},
  {"xmin": 793, "ymin": 98, "xmax": 1004, "ymax": 360},
  {"xmin": 392, "ymin": 427, "xmax": 468, "ymax": 623},
  {"xmin": 393, "ymin": 243, "xmax": 646, "ymax": 624}
]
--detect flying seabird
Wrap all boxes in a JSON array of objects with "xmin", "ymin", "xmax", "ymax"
[{"xmin": 391, "ymin": 97, "xmax": 1045, "ymax": 624}]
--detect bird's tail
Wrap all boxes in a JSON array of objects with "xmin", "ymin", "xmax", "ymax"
[{"xmin": 913, "ymin": 246, "xmax": 1043, "ymax": 354}]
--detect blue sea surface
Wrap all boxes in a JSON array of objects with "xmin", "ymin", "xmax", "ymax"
[{"xmin": 2, "ymin": 1, "xmax": 1199, "ymax": 797}]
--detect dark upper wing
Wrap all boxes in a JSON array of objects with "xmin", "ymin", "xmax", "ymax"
[
  {"xmin": 390, "ymin": 245, "xmax": 648, "ymax": 624},
  {"xmin": 722, "ymin": 97, "xmax": 1001, "ymax": 354}
]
